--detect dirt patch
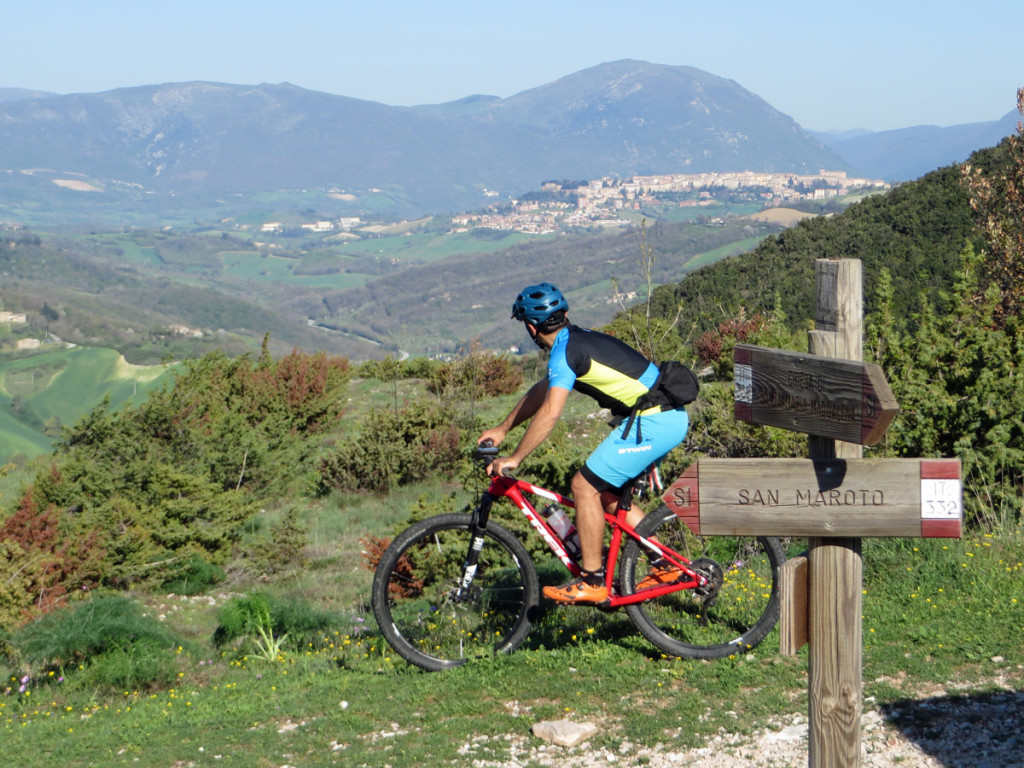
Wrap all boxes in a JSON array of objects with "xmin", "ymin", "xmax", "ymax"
[
  {"xmin": 500, "ymin": 675, "xmax": 1024, "ymax": 767},
  {"xmin": 744, "ymin": 208, "xmax": 817, "ymax": 227},
  {"xmin": 52, "ymin": 178, "xmax": 102, "ymax": 192}
]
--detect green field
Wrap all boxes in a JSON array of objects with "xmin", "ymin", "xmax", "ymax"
[
  {"xmin": 338, "ymin": 229, "xmax": 538, "ymax": 262},
  {"xmin": 0, "ymin": 347, "xmax": 174, "ymax": 463},
  {"xmin": 218, "ymin": 251, "xmax": 372, "ymax": 289},
  {"xmin": 116, "ymin": 239, "xmax": 161, "ymax": 266},
  {"xmin": 687, "ymin": 235, "xmax": 769, "ymax": 270}
]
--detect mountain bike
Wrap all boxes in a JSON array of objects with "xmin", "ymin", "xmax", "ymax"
[{"xmin": 371, "ymin": 441, "xmax": 784, "ymax": 671}]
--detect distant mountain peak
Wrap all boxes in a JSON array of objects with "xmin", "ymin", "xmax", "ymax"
[
  {"xmin": 0, "ymin": 87, "xmax": 59, "ymax": 103},
  {"xmin": 0, "ymin": 63, "xmax": 860, "ymax": 218}
]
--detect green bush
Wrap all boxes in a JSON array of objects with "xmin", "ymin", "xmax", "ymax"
[
  {"xmin": 13, "ymin": 596, "xmax": 181, "ymax": 689},
  {"xmin": 76, "ymin": 635, "xmax": 179, "ymax": 690},
  {"xmin": 868, "ymin": 251, "xmax": 1024, "ymax": 529},
  {"xmin": 427, "ymin": 349, "xmax": 523, "ymax": 399},
  {"xmin": 316, "ymin": 401, "xmax": 465, "ymax": 494},
  {"xmin": 213, "ymin": 591, "xmax": 340, "ymax": 652},
  {"xmin": 159, "ymin": 555, "xmax": 226, "ymax": 596},
  {"xmin": 245, "ymin": 507, "xmax": 310, "ymax": 576},
  {"xmin": 5, "ymin": 347, "xmax": 350, "ymax": 596}
]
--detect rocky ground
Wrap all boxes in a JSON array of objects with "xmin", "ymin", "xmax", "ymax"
[{"xmin": 456, "ymin": 676, "xmax": 1024, "ymax": 768}]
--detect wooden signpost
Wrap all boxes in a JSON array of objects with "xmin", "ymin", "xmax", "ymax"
[
  {"xmin": 661, "ymin": 259, "xmax": 963, "ymax": 768},
  {"xmin": 733, "ymin": 345, "xmax": 899, "ymax": 446},
  {"xmin": 663, "ymin": 457, "xmax": 962, "ymax": 539}
]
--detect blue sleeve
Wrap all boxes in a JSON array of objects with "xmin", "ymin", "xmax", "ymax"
[{"xmin": 547, "ymin": 330, "xmax": 576, "ymax": 391}]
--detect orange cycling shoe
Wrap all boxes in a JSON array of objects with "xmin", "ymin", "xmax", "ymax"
[
  {"xmin": 636, "ymin": 562, "xmax": 683, "ymax": 590},
  {"xmin": 543, "ymin": 577, "xmax": 609, "ymax": 605}
]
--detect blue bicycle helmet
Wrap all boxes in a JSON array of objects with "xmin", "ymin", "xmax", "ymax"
[{"xmin": 511, "ymin": 282, "xmax": 569, "ymax": 325}]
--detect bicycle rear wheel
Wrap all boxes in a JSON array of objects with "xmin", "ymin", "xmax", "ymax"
[
  {"xmin": 621, "ymin": 504, "xmax": 784, "ymax": 659},
  {"xmin": 371, "ymin": 513, "xmax": 539, "ymax": 671}
]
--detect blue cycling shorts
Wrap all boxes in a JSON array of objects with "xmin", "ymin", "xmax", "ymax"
[{"xmin": 582, "ymin": 407, "xmax": 689, "ymax": 491}]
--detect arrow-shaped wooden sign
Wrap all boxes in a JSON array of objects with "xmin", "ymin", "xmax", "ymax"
[{"xmin": 733, "ymin": 344, "xmax": 899, "ymax": 446}]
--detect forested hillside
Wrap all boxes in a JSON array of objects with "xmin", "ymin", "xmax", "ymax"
[
  {"xmin": 631, "ymin": 124, "xmax": 1024, "ymax": 522},
  {"xmin": 644, "ymin": 157, "xmax": 992, "ymax": 337}
]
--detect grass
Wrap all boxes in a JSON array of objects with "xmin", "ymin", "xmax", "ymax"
[
  {"xmin": 0, "ymin": 347, "xmax": 174, "ymax": 463},
  {"xmin": 687, "ymin": 235, "xmax": 769, "ymax": 270},
  {"xmin": 2, "ymin": 490, "xmax": 1022, "ymax": 767},
  {"xmin": 218, "ymin": 251, "xmax": 373, "ymax": 290},
  {"xmin": 1, "ymin": 376, "xmax": 1020, "ymax": 765},
  {"xmin": 335, "ymin": 229, "xmax": 538, "ymax": 264}
]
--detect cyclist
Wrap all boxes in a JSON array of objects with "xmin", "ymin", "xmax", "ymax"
[{"xmin": 478, "ymin": 282, "xmax": 690, "ymax": 604}]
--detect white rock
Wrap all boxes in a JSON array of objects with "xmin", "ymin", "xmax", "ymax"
[{"xmin": 532, "ymin": 719, "xmax": 599, "ymax": 747}]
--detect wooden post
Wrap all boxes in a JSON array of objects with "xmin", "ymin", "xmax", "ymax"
[
  {"xmin": 780, "ymin": 553, "xmax": 809, "ymax": 655},
  {"xmin": 808, "ymin": 259, "xmax": 862, "ymax": 767},
  {"xmin": 663, "ymin": 259, "xmax": 961, "ymax": 766}
]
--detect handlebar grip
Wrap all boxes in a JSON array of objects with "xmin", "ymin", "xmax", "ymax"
[{"xmin": 475, "ymin": 439, "xmax": 499, "ymax": 460}]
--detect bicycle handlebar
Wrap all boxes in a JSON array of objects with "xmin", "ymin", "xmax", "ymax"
[
  {"xmin": 474, "ymin": 439, "xmax": 513, "ymax": 476},
  {"xmin": 474, "ymin": 439, "xmax": 499, "ymax": 462}
]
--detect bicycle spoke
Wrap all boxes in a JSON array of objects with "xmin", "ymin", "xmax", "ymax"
[
  {"xmin": 622, "ymin": 505, "xmax": 783, "ymax": 659},
  {"xmin": 372, "ymin": 514, "xmax": 539, "ymax": 671}
]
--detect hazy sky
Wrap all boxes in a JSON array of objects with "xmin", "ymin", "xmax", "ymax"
[{"xmin": 5, "ymin": 0, "xmax": 1021, "ymax": 132}]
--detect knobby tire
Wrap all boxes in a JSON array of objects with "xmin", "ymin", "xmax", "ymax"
[
  {"xmin": 621, "ymin": 504, "xmax": 784, "ymax": 659},
  {"xmin": 371, "ymin": 513, "xmax": 539, "ymax": 671}
]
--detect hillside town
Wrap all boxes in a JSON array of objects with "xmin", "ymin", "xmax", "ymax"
[
  {"xmin": 251, "ymin": 169, "xmax": 889, "ymax": 238},
  {"xmin": 450, "ymin": 169, "xmax": 889, "ymax": 235}
]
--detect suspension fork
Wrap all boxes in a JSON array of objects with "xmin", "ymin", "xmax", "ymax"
[{"xmin": 453, "ymin": 491, "xmax": 496, "ymax": 598}]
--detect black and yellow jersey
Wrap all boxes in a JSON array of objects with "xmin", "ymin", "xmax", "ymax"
[{"xmin": 547, "ymin": 325, "xmax": 659, "ymax": 417}]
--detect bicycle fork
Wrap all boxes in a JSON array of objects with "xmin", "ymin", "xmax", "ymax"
[{"xmin": 452, "ymin": 492, "xmax": 496, "ymax": 601}]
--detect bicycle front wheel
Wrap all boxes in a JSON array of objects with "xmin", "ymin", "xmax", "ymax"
[
  {"xmin": 621, "ymin": 504, "xmax": 784, "ymax": 659},
  {"xmin": 371, "ymin": 513, "xmax": 539, "ymax": 671}
]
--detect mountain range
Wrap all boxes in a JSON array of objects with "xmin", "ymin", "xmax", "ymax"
[
  {"xmin": 0, "ymin": 61, "xmax": 856, "ymax": 222},
  {"xmin": 812, "ymin": 110, "xmax": 1020, "ymax": 182},
  {"xmin": 1, "ymin": 60, "xmax": 1017, "ymax": 224}
]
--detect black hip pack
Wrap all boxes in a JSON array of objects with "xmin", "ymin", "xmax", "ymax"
[
  {"xmin": 621, "ymin": 361, "xmax": 699, "ymax": 442},
  {"xmin": 638, "ymin": 361, "xmax": 700, "ymax": 409}
]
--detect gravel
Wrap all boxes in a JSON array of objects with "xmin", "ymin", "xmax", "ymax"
[{"xmin": 461, "ymin": 679, "xmax": 1024, "ymax": 768}]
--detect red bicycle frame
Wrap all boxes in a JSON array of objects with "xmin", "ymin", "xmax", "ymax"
[{"xmin": 483, "ymin": 474, "xmax": 707, "ymax": 607}]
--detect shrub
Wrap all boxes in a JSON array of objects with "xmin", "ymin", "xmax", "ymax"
[
  {"xmin": 13, "ymin": 596, "xmax": 181, "ymax": 689},
  {"xmin": 316, "ymin": 401, "xmax": 464, "ymax": 494},
  {"xmin": 213, "ymin": 591, "xmax": 339, "ymax": 652},
  {"xmin": 76, "ymin": 635, "xmax": 179, "ymax": 690},
  {"xmin": 159, "ymin": 555, "xmax": 226, "ymax": 596},
  {"xmin": 5, "ymin": 347, "xmax": 350, "ymax": 598},
  {"xmin": 0, "ymin": 493, "xmax": 105, "ymax": 626},
  {"xmin": 245, "ymin": 507, "xmax": 310, "ymax": 576},
  {"xmin": 427, "ymin": 349, "xmax": 523, "ymax": 400}
]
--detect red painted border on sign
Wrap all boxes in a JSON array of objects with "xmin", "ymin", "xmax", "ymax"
[
  {"xmin": 920, "ymin": 458, "xmax": 962, "ymax": 538},
  {"xmin": 661, "ymin": 464, "xmax": 700, "ymax": 535},
  {"xmin": 920, "ymin": 459, "xmax": 960, "ymax": 479},
  {"xmin": 923, "ymin": 519, "xmax": 962, "ymax": 538}
]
